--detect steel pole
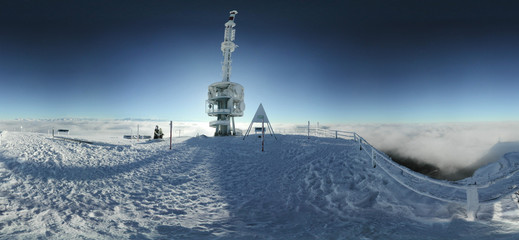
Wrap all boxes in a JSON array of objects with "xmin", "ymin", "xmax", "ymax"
[{"xmin": 262, "ymin": 118, "xmax": 265, "ymax": 152}]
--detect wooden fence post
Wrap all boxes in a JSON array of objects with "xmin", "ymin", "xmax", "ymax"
[
  {"xmin": 307, "ymin": 121, "xmax": 310, "ymax": 139},
  {"xmin": 371, "ymin": 148, "xmax": 377, "ymax": 168},
  {"xmin": 170, "ymin": 121, "xmax": 172, "ymax": 150}
]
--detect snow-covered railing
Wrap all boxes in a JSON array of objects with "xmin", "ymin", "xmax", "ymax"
[
  {"xmin": 304, "ymin": 128, "xmax": 519, "ymax": 220},
  {"xmin": 313, "ymin": 128, "xmax": 356, "ymax": 140},
  {"xmin": 206, "ymin": 108, "xmax": 231, "ymax": 115},
  {"xmin": 279, "ymin": 127, "xmax": 356, "ymax": 140}
]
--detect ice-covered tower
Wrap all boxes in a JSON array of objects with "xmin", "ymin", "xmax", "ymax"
[{"xmin": 206, "ymin": 10, "xmax": 245, "ymax": 136}]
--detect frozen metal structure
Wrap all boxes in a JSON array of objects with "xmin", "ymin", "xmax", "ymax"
[
  {"xmin": 206, "ymin": 10, "xmax": 245, "ymax": 136},
  {"xmin": 243, "ymin": 103, "xmax": 276, "ymax": 140}
]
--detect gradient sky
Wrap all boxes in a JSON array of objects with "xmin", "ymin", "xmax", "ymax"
[{"xmin": 1, "ymin": 0, "xmax": 518, "ymax": 123}]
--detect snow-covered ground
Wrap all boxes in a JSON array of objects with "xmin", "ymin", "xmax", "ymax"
[{"xmin": 1, "ymin": 121, "xmax": 519, "ymax": 239}]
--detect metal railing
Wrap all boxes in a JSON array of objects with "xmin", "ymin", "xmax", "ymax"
[{"xmin": 296, "ymin": 127, "xmax": 519, "ymax": 219}]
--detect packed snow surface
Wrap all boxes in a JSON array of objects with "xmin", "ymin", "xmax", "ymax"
[{"xmin": 1, "ymin": 131, "xmax": 519, "ymax": 239}]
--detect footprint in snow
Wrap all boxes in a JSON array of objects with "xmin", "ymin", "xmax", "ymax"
[{"xmin": 88, "ymin": 210, "xmax": 104, "ymax": 218}]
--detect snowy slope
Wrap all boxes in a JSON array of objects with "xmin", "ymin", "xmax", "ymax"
[{"xmin": 1, "ymin": 131, "xmax": 519, "ymax": 239}]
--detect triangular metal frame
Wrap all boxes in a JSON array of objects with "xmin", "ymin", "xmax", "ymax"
[{"xmin": 243, "ymin": 103, "xmax": 277, "ymax": 140}]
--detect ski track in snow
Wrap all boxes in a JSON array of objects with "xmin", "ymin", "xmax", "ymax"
[{"xmin": 0, "ymin": 132, "xmax": 519, "ymax": 239}]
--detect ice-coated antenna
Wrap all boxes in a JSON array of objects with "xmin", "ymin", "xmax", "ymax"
[{"xmin": 206, "ymin": 10, "xmax": 245, "ymax": 136}]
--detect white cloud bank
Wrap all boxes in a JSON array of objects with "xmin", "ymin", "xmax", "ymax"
[
  {"xmin": 2, "ymin": 119, "xmax": 518, "ymax": 178},
  {"xmin": 0, "ymin": 119, "xmax": 216, "ymax": 139},
  {"xmin": 325, "ymin": 122, "xmax": 519, "ymax": 176}
]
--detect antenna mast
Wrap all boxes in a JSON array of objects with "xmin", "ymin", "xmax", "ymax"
[
  {"xmin": 206, "ymin": 10, "xmax": 245, "ymax": 136},
  {"xmin": 221, "ymin": 10, "xmax": 238, "ymax": 82}
]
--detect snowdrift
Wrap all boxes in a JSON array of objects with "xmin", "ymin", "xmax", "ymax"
[{"xmin": 1, "ymin": 132, "xmax": 519, "ymax": 239}]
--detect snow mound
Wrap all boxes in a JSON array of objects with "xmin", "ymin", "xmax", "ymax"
[
  {"xmin": 472, "ymin": 152, "xmax": 519, "ymax": 184},
  {"xmin": 1, "ymin": 132, "xmax": 519, "ymax": 239}
]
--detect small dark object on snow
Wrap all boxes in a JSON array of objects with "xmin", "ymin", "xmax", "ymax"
[
  {"xmin": 57, "ymin": 129, "xmax": 69, "ymax": 135},
  {"xmin": 154, "ymin": 125, "xmax": 164, "ymax": 139}
]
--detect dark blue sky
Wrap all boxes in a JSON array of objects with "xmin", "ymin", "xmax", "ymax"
[{"xmin": 1, "ymin": 0, "xmax": 518, "ymax": 123}]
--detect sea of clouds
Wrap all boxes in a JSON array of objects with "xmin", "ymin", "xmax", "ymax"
[
  {"xmin": 325, "ymin": 122, "xmax": 519, "ymax": 178},
  {"xmin": 2, "ymin": 119, "xmax": 518, "ymax": 179}
]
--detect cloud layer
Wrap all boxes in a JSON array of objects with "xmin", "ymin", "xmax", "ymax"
[
  {"xmin": 2, "ymin": 119, "xmax": 518, "ymax": 180},
  {"xmin": 325, "ymin": 122, "xmax": 519, "ymax": 178}
]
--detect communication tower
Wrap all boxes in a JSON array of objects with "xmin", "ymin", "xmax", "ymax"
[{"xmin": 206, "ymin": 10, "xmax": 245, "ymax": 136}]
